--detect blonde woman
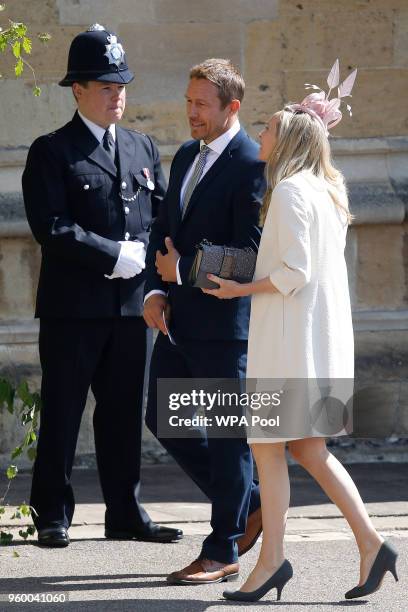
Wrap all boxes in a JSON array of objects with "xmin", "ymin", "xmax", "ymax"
[{"xmin": 202, "ymin": 67, "xmax": 399, "ymax": 602}]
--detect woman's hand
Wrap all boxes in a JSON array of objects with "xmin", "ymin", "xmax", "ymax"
[
  {"xmin": 203, "ymin": 274, "xmax": 277, "ymax": 299},
  {"xmin": 201, "ymin": 274, "xmax": 243, "ymax": 299}
]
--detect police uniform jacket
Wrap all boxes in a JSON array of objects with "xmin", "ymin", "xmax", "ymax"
[{"xmin": 22, "ymin": 111, "xmax": 166, "ymax": 318}]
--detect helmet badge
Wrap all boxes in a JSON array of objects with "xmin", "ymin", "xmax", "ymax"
[{"xmin": 104, "ymin": 34, "xmax": 125, "ymax": 67}]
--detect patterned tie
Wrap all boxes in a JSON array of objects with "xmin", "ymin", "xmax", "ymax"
[
  {"xmin": 103, "ymin": 128, "xmax": 116, "ymax": 165},
  {"xmin": 181, "ymin": 144, "xmax": 210, "ymax": 218}
]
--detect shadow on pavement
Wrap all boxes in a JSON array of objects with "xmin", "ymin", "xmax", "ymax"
[{"xmin": 1, "ymin": 462, "xmax": 407, "ymax": 508}]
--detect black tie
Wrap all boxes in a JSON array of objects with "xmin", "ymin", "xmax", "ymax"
[{"xmin": 103, "ymin": 128, "xmax": 116, "ymax": 165}]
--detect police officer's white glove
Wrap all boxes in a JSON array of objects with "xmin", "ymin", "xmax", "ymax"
[{"xmin": 105, "ymin": 240, "xmax": 146, "ymax": 279}]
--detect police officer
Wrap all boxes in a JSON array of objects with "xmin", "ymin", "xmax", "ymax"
[{"xmin": 22, "ymin": 25, "xmax": 182, "ymax": 547}]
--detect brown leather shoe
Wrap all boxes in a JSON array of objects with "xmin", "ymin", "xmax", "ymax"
[
  {"xmin": 237, "ymin": 508, "xmax": 263, "ymax": 556},
  {"xmin": 166, "ymin": 558, "xmax": 239, "ymax": 585}
]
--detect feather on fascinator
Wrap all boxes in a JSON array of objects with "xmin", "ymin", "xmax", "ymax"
[{"xmin": 287, "ymin": 59, "xmax": 357, "ymax": 135}]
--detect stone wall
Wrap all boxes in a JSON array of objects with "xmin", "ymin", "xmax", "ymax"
[
  {"xmin": 0, "ymin": 0, "xmax": 407, "ymax": 145},
  {"xmin": 0, "ymin": 0, "xmax": 407, "ymax": 464}
]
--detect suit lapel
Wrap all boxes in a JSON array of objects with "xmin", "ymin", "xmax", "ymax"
[
  {"xmin": 181, "ymin": 128, "xmax": 246, "ymax": 224},
  {"xmin": 70, "ymin": 111, "xmax": 118, "ymax": 178}
]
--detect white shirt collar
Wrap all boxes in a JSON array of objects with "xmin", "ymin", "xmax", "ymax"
[
  {"xmin": 78, "ymin": 110, "xmax": 116, "ymax": 143},
  {"xmin": 201, "ymin": 120, "xmax": 240, "ymax": 155}
]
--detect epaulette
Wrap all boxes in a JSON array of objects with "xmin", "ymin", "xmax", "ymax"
[
  {"xmin": 128, "ymin": 128, "xmax": 147, "ymax": 138},
  {"xmin": 45, "ymin": 130, "xmax": 59, "ymax": 140}
]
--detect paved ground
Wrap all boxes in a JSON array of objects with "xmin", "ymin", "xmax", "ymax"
[{"xmin": 0, "ymin": 462, "xmax": 407, "ymax": 611}]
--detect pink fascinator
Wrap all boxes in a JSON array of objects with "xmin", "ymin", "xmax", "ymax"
[{"xmin": 287, "ymin": 59, "xmax": 357, "ymax": 135}]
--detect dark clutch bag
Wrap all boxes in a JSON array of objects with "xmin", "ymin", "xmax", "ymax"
[{"xmin": 189, "ymin": 239, "xmax": 257, "ymax": 289}]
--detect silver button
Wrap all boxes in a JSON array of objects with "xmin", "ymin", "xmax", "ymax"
[
  {"xmin": 121, "ymin": 181, "xmax": 127, "ymax": 189},
  {"xmin": 83, "ymin": 184, "xmax": 90, "ymax": 190},
  {"xmin": 124, "ymin": 206, "xmax": 130, "ymax": 215},
  {"xmin": 125, "ymin": 232, "xmax": 130, "ymax": 240}
]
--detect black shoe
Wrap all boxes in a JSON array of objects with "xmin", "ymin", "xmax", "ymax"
[
  {"xmin": 37, "ymin": 527, "xmax": 70, "ymax": 548},
  {"xmin": 105, "ymin": 523, "xmax": 183, "ymax": 543},
  {"xmin": 223, "ymin": 559, "xmax": 293, "ymax": 602},
  {"xmin": 345, "ymin": 541, "xmax": 398, "ymax": 600}
]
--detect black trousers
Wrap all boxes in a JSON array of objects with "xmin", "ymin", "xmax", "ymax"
[
  {"xmin": 145, "ymin": 332, "xmax": 261, "ymax": 564},
  {"xmin": 30, "ymin": 317, "xmax": 151, "ymax": 531}
]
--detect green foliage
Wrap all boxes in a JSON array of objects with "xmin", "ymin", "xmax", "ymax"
[
  {"xmin": 0, "ymin": 378, "xmax": 40, "ymax": 546},
  {"xmin": 0, "ymin": 5, "xmax": 51, "ymax": 95},
  {"xmin": 22, "ymin": 37, "xmax": 31, "ymax": 54},
  {"xmin": 14, "ymin": 56, "xmax": 23, "ymax": 76},
  {"xmin": 0, "ymin": 378, "xmax": 14, "ymax": 413},
  {"xmin": 6, "ymin": 465, "xmax": 18, "ymax": 480},
  {"xmin": 12, "ymin": 40, "xmax": 20, "ymax": 58},
  {"xmin": 0, "ymin": 531, "xmax": 13, "ymax": 544}
]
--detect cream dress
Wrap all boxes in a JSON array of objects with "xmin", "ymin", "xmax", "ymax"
[{"xmin": 246, "ymin": 170, "xmax": 354, "ymax": 443}]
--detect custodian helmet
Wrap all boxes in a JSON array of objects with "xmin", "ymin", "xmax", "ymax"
[{"xmin": 59, "ymin": 24, "xmax": 134, "ymax": 86}]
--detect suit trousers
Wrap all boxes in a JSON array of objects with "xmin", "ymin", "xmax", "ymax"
[
  {"xmin": 30, "ymin": 317, "xmax": 151, "ymax": 531},
  {"xmin": 145, "ymin": 332, "xmax": 261, "ymax": 564}
]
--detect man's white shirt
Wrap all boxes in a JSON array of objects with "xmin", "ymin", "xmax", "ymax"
[
  {"xmin": 179, "ymin": 120, "xmax": 240, "ymax": 205},
  {"xmin": 78, "ymin": 110, "xmax": 116, "ymax": 143}
]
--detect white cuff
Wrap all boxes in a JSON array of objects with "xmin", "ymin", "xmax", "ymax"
[
  {"xmin": 176, "ymin": 257, "xmax": 182, "ymax": 285},
  {"xmin": 104, "ymin": 247, "xmax": 123, "ymax": 279},
  {"xmin": 144, "ymin": 289, "xmax": 167, "ymax": 304}
]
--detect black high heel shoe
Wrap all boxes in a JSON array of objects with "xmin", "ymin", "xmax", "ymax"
[
  {"xmin": 223, "ymin": 559, "xmax": 293, "ymax": 602},
  {"xmin": 345, "ymin": 541, "xmax": 398, "ymax": 600}
]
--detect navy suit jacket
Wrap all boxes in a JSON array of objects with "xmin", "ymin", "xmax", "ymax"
[{"xmin": 144, "ymin": 127, "xmax": 266, "ymax": 341}]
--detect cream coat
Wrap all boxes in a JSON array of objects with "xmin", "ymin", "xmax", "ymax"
[{"xmin": 246, "ymin": 170, "xmax": 354, "ymax": 442}]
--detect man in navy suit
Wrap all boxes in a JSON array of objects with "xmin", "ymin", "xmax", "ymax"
[{"xmin": 143, "ymin": 59, "xmax": 265, "ymax": 584}]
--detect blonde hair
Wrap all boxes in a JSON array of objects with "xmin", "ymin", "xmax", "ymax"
[{"xmin": 260, "ymin": 107, "xmax": 352, "ymax": 225}]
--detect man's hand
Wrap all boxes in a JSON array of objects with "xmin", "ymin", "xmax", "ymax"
[
  {"xmin": 155, "ymin": 237, "xmax": 179, "ymax": 282},
  {"xmin": 143, "ymin": 294, "xmax": 169, "ymax": 334}
]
